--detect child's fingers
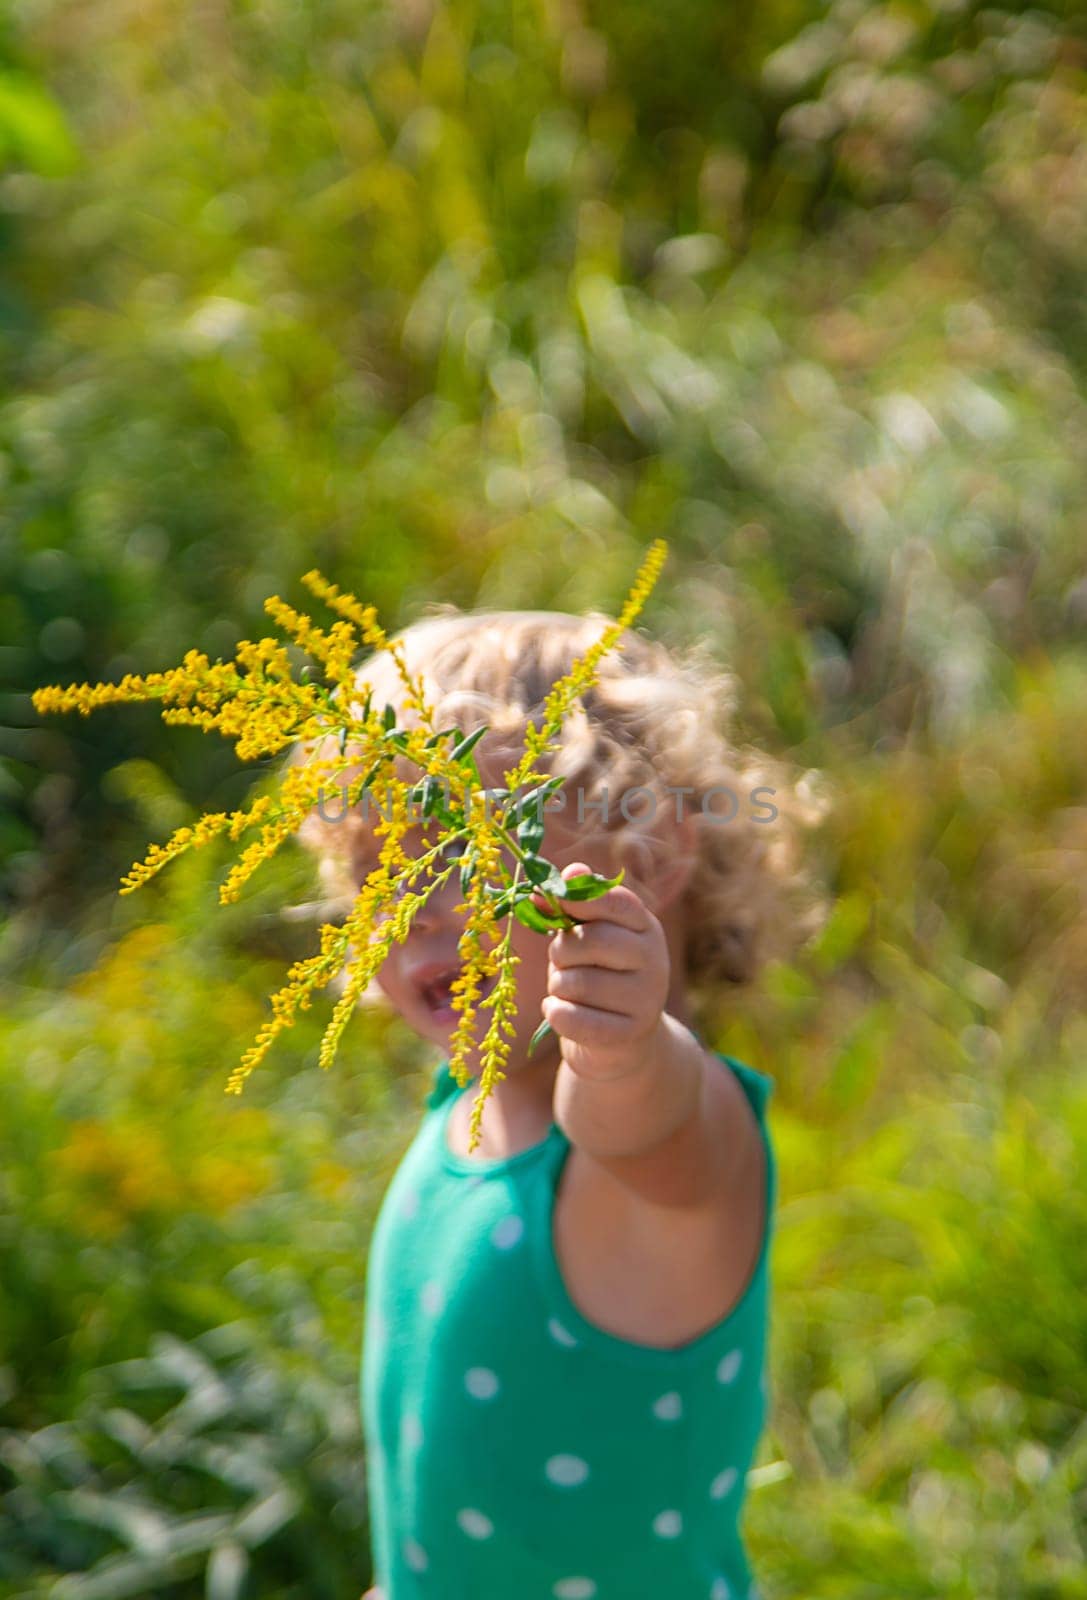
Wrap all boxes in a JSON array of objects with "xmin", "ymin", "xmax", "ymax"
[
  {"xmin": 542, "ymin": 993, "xmax": 638, "ymax": 1048},
  {"xmin": 548, "ymin": 962, "xmax": 641, "ymax": 1015},
  {"xmin": 548, "ymin": 921, "xmax": 642, "ymax": 972}
]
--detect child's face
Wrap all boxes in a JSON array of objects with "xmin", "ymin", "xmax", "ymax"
[{"xmin": 370, "ymin": 804, "xmax": 623, "ymax": 1078}]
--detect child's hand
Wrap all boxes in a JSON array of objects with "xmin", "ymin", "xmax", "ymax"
[{"xmin": 534, "ymin": 860, "xmax": 670, "ymax": 1082}]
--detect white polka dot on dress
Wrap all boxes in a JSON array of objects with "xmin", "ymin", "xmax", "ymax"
[
  {"xmin": 401, "ymin": 1415, "xmax": 423, "ymax": 1451},
  {"xmin": 420, "ymin": 1281, "xmax": 445, "ymax": 1316},
  {"xmin": 548, "ymin": 1316, "xmax": 578, "ymax": 1348},
  {"xmin": 402, "ymin": 1537, "xmax": 428, "ymax": 1572},
  {"xmin": 464, "ymin": 1366, "xmax": 501, "ymax": 1401},
  {"xmin": 710, "ymin": 1578, "xmax": 731, "ymax": 1600},
  {"xmin": 401, "ymin": 1189, "xmax": 419, "ymax": 1220},
  {"xmin": 651, "ymin": 1509, "xmax": 683, "ymax": 1539},
  {"xmin": 545, "ymin": 1454, "xmax": 590, "ymax": 1487},
  {"xmin": 456, "ymin": 1507, "xmax": 494, "ymax": 1540},
  {"xmin": 716, "ymin": 1347, "xmax": 743, "ymax": 1385},
  {"xmin": 553, "ymin": 1580, "xmax": 597, "ymax": 1599},
  {"xmin": 710, "ymin": 1465, "xmax": 738, "ymax": 1500},
  {"xmin": 490, "ymin": 1214, "xmax": 525, "ymax": 1250},
  {"xmin": 652, "ymin": 1390, "xmax": 683, "ymax": 1421}
]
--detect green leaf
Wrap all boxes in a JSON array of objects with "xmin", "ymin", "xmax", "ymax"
[
  {"xmin": 481, "ymin": 880, "xmax": 516, "ymax": 918},
  {"xmin": 424, "ymin": 724, "xmax": 465, "ymax": 749},
  {"xmin": 520, "ymin": 854, "xmax": 547, "ymax": 885},
  {"xmin": 412, "ymin": 775, "xmax": 449, "ymax": 819},
  {"xmin": 459, "ymin": 848, "xmax": 477, "ymax": 895},
  {"xmin": 517, "ymin": 810, "xmax": 545, "ymax": 854},
  {"xmin": 513, "ymin": 899, "xmax": 568, "ymax": 934},
  {"xmin": 451, "ymin": 725, "xmax": 487, "ymax": 764},
  {"xmin": 528, "ymin": 1017, "xmax": 554, "ymax": 1056},
  {"xmin": 552, "ymin": 868, "xmax": 625, "ymax": 900},
  {"xmin": 521, "ymin": 853, "xmax": 565, "ymax": 892},
  {"xmin": 356, "ymin": 757, "xmax": 384, "ymax": 792},
  {"xmin": 382, "ymin": 703, "xmax": 397, "ymax": 732},
  {"xmin": 515, "ymin": 776, "xmax": 566, "ymax": 815}
]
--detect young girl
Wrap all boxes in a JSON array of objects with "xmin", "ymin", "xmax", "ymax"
[{"xmin": 295, "ymin": 606, "xmax": 823, "ymax": 1600}]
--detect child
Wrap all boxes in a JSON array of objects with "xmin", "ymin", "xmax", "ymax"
[{"xmin": 294, "ymin": 606, "xmax": 824, "ymax": 1600}]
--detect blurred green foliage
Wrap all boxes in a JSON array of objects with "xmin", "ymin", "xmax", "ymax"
[{"xmin": 2, "ymin": 0, "xmax": 1086, "ymax": 1594}]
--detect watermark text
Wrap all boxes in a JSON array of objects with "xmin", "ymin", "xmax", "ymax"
[{"xmin": 313, "ymin": 781, "xmax": 778, "ymax": 827}]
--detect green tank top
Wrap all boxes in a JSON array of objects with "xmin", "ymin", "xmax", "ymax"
[{"xmin": 361, "ymin": 1051, "xmax": 775, "ymax": 1600}]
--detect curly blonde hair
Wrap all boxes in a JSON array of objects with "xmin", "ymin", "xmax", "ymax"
[{"xmin": 287, "ymin": 606, "xmax": 830, "ymax": 1014}]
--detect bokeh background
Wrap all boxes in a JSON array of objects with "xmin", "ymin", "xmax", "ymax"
[{"xmin": 2, "ymin": 1, "xmax": 1086, "ymax": 1595}]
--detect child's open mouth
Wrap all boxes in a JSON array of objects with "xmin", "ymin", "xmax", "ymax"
[{"xmin": 419, "ymin": 968, "xmax": 498, "ymax": 1025}]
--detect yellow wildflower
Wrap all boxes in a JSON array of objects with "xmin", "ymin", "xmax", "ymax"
[
  {"xmin": 468, "ymin": 951, "xmax": 522, "ymax": 1153},
  {"xmin": 261, "ymin": 596, "xmax": 360, "ymax": 690},
  {"xmin": 32, "ymin": 668, "xmax": 176, "ymax": 718},
  {"xmin": 505, "ymin": 538, "xmax": 668, "ymax": 792},
  {"xmin": 300, "ymin": 569, "xmax": 436, "ymax": 730},
  {"xmin": 446, "ymin": 827, "xmax": 506, "ymax": 1092},
  {"xmin": 33, "ymin": 546, "xmax": 671, "ymax": 1150},
  {"xmin": 299, "ymin": 569, "xmax": 386, "ymax": 645},
  {"xmin": 120, "ymin": 811, "xmax": 233, "ymax": 895},
  {"xmin": 225, "ymin": 918, "xmax": 353, "ymax": 1094},
  {"xmin": 316, "ymin": 880, "xmax": 439, "ymax": 1071}
]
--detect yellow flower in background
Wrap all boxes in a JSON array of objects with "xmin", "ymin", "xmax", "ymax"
[
  {"xmin": 69, "ymin": 923, "xmax": 176, "ymax": 1007},
  {"xmin": 50, "ymin": 1111, "xmax": 277, "ymax": 1236},
  {"xmin": 311, "ymin": 1158, "xmax": 353, "ymax": 1200},
  {"xmin": 52, "ymin": 1121, "xmax": 185, "ymax": 1232},
  {"xmin": 32, "ymin": 544, "xmax": 669, "ymax": 1150}
]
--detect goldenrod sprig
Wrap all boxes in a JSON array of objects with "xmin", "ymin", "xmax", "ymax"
[
  {"xmin": 300, "ymin": 569, "xmax": 436, "ymax": 730},
  {"xmin": 504, "ymin": 537, "xmax": 668, "ymax": 793},
  {"xmin": 465, "ymin": 858, "xmax": 524, "ymax": 1153},
  {"xmin": 224, "ymin": 918, "xmax": 353, "ymax": 1094},
  {"xmin": 32, "ymin": 545, "xmax": 669, "ymax": 1150}
]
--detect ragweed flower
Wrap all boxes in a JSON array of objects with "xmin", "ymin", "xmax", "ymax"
[{"xmin": 32, "ymin": 548, "xmax": 669, "ymax": 1151}]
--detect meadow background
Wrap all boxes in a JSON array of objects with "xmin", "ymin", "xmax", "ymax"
[{"xmin": 2, "ymin": 1, "xmax": 1086, "ymax": 1595}]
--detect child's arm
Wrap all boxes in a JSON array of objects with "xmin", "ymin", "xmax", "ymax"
[{"xmin": 553, "ymin": 1008, "xmax": 763, "ymax": 1212}]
